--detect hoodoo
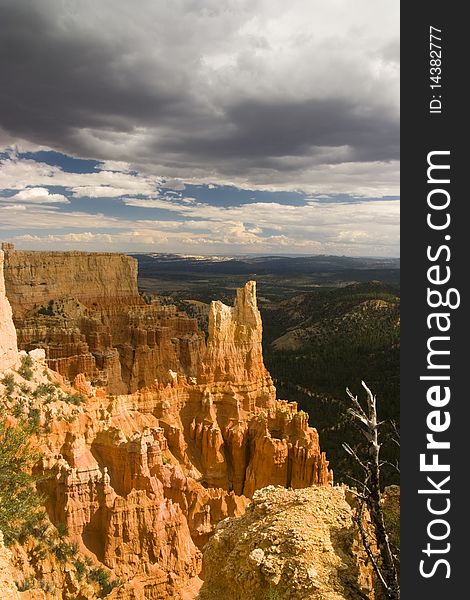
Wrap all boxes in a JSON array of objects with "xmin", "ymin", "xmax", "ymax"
[{"xmin": 0, "ymin": 248, "xmax": 332, "ymax": 599}]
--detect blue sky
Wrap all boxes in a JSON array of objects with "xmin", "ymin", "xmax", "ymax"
[
  {"xmin": 0, "ymin": 1, "xmax": 399, "ymax": 256},
  {"xmin": 0, "ymin": 149, "xmax": 399, "ymax": 255}
]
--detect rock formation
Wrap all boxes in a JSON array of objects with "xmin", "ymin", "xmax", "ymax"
[
  {"xmin": 2, "ymin": 244, "xmax": 205, "ymax": 394},
  {"xmin": 0, "ymin": 532, "xmax": 21, "ymax": 600},
  {"xmin": 3, "ymin": 245, "xmax": 140, "ymax": 315},
  {"xmin": 200, "ymin": 281, "xmax": 265, "ymax": 384},
  {"xmin": 1, "ymin": 246, "xmax": 333, "ymax": 599},
  {"xmin": 0, "ymin": 250, "xmax": 18, "ymax": 372},
  {"xmin": 199, "ymin": 485, "xmax": 378, "ymax": 600}
]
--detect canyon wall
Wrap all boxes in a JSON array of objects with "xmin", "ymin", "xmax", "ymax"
[
  {"xmin": 1, "ymin": 246, "xmax": 332, "ymax": 598},
  {"xmin": 2, "ymin": 244, "xmax": 205, "ymax": 394},
  {"xmin": 3, "ymin": 245, "xmax": 141, "ymax": 316}
]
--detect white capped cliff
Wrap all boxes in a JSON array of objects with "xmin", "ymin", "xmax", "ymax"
[{"xmin": 0, "ymin": 250, "xmax": 18, "ymax": 372}]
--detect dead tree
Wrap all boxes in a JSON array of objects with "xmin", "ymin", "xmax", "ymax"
[{"xmin": 342, "ymin": 381, "xmax": 400, "ymax": 600}]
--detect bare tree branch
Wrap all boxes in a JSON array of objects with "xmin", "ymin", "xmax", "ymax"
[
  {"xmin": 346, "ymin": 388, "xmax": 368, "ymax": 420},
  {"xmin": 390, "ymin": 421, "xmax": 400, "ymax": 449},
  {"xmin": 380, "ymin": 460, "xmax": 400, "ymax": 474},
  {"xmin": 343, "ymin": 443, "xmax": 369, "ymax": 474},
  {"xmin": 343, "ymin": 383, "xmax": 400, "ymax": 600},
  {"xmin": 344, "ymin": 478, "xmax": 370, "ymax": 500},
  {"xmin": 355, "ymin": 498, "xmax": 390, "ymax": 593}
]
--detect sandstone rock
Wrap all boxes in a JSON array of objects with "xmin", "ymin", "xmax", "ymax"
[
  {"xmin": 73, "ymin": 373, "xmax": 93, "ymax": 396},
  {"xmin": 3, "ymin": 246, "xmax": 206, "ymax": 393},
  {"xmin": 31, "ymin": 348, "xmax": 330, "ymax": 595},
  {"xmin": 0, "ymin": 532, "xmax": 20, "ymax": 600},
  {"xmin": 1, "ymin": 248, "xmax": 333, "ymax": 600},
  {"xmin": 200, "ymin": 281, "xmax": 266, "ymax": 385},
  {"xmin": 0, "ymin": 250, "xmax": 18, "ymax": 372},
  {"xmin": 3, "ymin": 247, "xmax": 141, "ymax": 316},
  {"xmin": 199, "ymin": 486, "xmax": 378, "ymax": 600}
]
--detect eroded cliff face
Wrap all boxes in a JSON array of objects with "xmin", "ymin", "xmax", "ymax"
[
  {"xmin": 33, "ymin": 280, "xmax": 330, "ymax": 557},
  {"xmin": 0, "ymin": 533, "xmax": 21, "ymax": 600},
  {"xmin": 3, "ymin": 245, "xmax": 205, "ymax": 394},
  {"xmin": 3, "ymin": 247, "xmax": 141, "ymax": 315},
  {"xmin": 1, "ymin": 247, "xmax": 332, "ymax": 599},
  {"xmin": 0, "ymin": 250, "xmax": 18, "ymax": 372}
]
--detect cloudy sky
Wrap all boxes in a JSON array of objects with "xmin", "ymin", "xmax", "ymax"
[{"xmin": 0, "ymin": 0, "xmax": 399, "ymax": 256}]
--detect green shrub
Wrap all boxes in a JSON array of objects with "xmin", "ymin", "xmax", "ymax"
[
  {"xmin": 63, "ymin": 393, "xmax": 84, "ymax": 406},
  {"xmin": 90, "ymin": 567, "xmax": 109, "ymax": 585},
  {"xmin": 56, "ymin": 521, "xmax": 68, "ymax": 538},
  {"xmin": 74, "ymin": 559, "xmax": 87, "ymax": 580},
  {"xmin": 1, "ymin": 373, "xmax": 15, "ymax": 395},
  {"xmin": 37, "ymin": 300, "xmax": 54, "ymax": 316},
  {"xmin": 32, "ymin": 383, "xmax": 57, "ymax": 399},
  {"xmin": 18, "ymin": 355, "xmax": 34, "ymax": 381},
  {"xmin": 12, "ymin": 400, "xmax": 26, "ymax": 418},
  {"xmin": 16, "ymin": 576, "xmax": 35, "ymax": 591},
  {"xmin": 28, "ymin": 407, "xmax": 41, "ymax": 431},
  {"xmin": 53, "ymin": 540, "xmax": 76, "ymax": 562},
  {"xmin": 89, "ymin": 567, "xmax": 121, "ymax": 597},
  {"xmin": 0, "ymin": 419, "xmax": 45, "ymax": 545}
]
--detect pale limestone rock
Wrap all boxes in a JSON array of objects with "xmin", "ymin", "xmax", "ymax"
[
  {"xmin": 0, "ymin": 532, "xmax": 20, "ymax": 600},
  {"xmin": 199, "ymin": 486, "xmax": 378, "ymax": 600},
  {"xmin": 201, "ymin": 281, "xmax": 266, "ymax": 385},
  {"xmin": 0, "ymin": 250, "xmax": 18, "ymax": 372},
  {"xmin": 28, "ymin": 348, "xmax": 46, "ymax": 364}
]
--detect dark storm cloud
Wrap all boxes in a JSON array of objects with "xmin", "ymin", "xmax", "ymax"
[
  {"xmin": 0, "ymin": 0, "xmax": 399, "ymax": 189},
  {"xmin": 0, "ymin": 1, "xmax": 193, "ymax": 138},
  {"xmin": 166, "ymin": 98, "xmax": 399, "ymax": 163}
]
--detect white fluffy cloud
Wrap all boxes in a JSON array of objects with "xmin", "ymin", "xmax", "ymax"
[
  {"xmin": 4, "ymin": 197, "xmax": 398, "ymax": 256},
  {"xmin": 7, "ymin": 187, "xmax": 69, "ymax": 204},
  {"xmin": 0, "ymin": 147, "xmax": 399, "ymax": 255},
  {"xmin": 0, "ymin": 156, "xmax": 163, "ymax": 196}
]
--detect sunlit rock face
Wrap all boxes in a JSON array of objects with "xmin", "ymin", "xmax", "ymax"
[
  {"xmin": 0, "ymin": 249, "xmax": 18, "ymax": 373},
  {"xmin": 199, "ymin": 486, "xmax": 378, "ymax": 600},
  {"xmin": 0, "ymin": 246, "xmax": 332, "ymax": 599},
  {"xmin": 2, "ymin": 245, "xmax": 205, "ymax": 394}
]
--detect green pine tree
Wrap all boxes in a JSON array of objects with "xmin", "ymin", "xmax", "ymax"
[{"xmin": 0, "ymin": 416, "xmax": 45, "ymax": 545}]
